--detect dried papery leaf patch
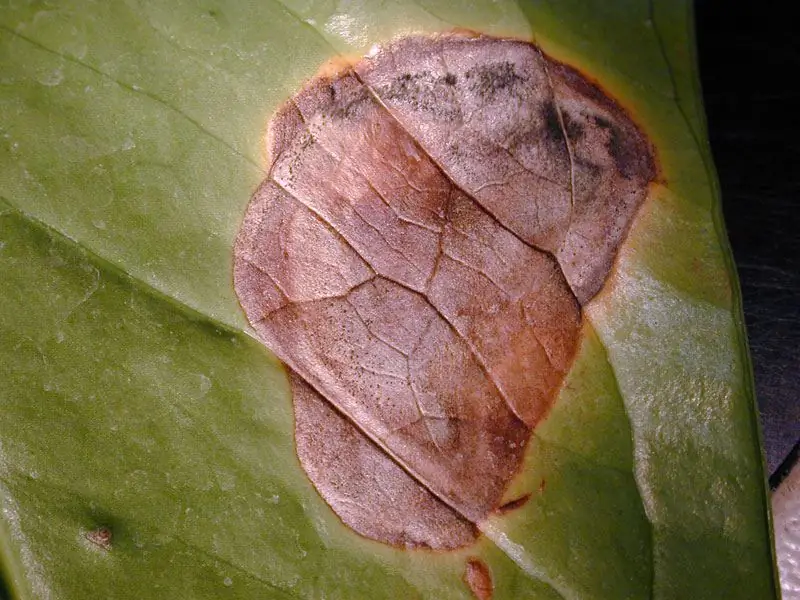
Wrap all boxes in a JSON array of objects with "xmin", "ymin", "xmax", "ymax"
[{"xmin": 234, "ymin": 33, "xmax": 655, "ymax": 552}]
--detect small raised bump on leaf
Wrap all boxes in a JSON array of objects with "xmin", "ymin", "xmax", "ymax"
[
  {"xmin": 464, "ymin": 557, "xmax": 493, "ymax": 600},
  {"xmin": 234, "ymin": 32, "xmax": 656, "ymax": 552},
  {"xmin": 85, "ymin": 527, "xmax": 112, "ymax": 551}
]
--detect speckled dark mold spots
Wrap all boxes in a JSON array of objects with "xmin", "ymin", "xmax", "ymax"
[{"xmin": 233, "ymin": 30, "xmax": 656, "ymax": 573}]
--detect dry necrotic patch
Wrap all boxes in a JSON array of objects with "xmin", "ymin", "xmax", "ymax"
[{"xmin": 234, "ymin": 33, "xmax": 655, "ymax": 557}]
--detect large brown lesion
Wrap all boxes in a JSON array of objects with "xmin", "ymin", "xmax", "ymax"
[{"xmin": 233, "ymin": 32, "xmax": 656, "ymax": 557}]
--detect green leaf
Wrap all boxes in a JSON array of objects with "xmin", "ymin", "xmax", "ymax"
[{"xmin": 0, "ymin": 1, "xmax": 778, "ymax": 599}]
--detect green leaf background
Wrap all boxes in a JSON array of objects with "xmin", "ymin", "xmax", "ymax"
[{"xmin": 0, "ymin": 1, "xmax": 778, "ymax": 598}]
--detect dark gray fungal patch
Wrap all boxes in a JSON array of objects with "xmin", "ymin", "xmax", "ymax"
[
  {"xmin": 542, "ymin": 101, "xmax": 564, "ymax": 143},
  {"xmin": 563, "ymin": 112, "xmax": 584, "ymax": 141},
  {"xmin": 606, "ymin": 125, "xmax": 640, "ymax": 179},
  {"xmin": 327, "ymin": 84, "xmax": 372, "ymax": 120},
  {"xmin": 465, "ymin": 61, "xmax": 525, "ymax": 98},
  {"xmin": 378, "ymin": 71, "xmax": 462, "ymax": 119},
  {"xmin": 234, "ymin": 32, "xmax": 656, "ymax": 558}
]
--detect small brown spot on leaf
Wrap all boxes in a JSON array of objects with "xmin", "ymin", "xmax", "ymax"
[
  {"xmin": 85, "ymin": 527, "xmax": 112, "ymax": 550},
  {"xmin": 464, "ymin": 557, "xmax": 493, "ymax": 600},
  {"xmin": 234, "ymin": 32, "xmax": 655, "ymax": 551},
  {"xmin": 497, "ymin": 493, "xmax": 532, "ymax": 514}
]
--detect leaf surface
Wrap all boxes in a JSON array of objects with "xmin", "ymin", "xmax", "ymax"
[
  {"xmin": 234, "ymin": 31, "xmax": 655, "ymax": 556},
  {"xmin": 0, "ymin": 1, "xmax": 778, "ymax": 599}
]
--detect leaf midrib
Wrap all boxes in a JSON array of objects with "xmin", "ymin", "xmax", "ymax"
[{"xmin": 0, "ymin": 195, "xmax": 253, "ymax": 344}]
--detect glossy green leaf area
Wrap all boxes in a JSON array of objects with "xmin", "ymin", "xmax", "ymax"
[{"xmin": 0, "ymin": 1, "xmax": 777, "ymax": 598}]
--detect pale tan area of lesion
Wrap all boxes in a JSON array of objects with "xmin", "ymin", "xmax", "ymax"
[
  {"xmin": 233, "ymin": 32, "xmax": 655, "ymax": 552},
  {"xmin": 291, "ymin": 372, "xmax": 478, "ymax": 550},
  {"xmin": 357, "ymin": 35, "xmax": 655, "ymax": 304},
  {"xmin": 543, "ymin": 60, "xmax": 657, "ymax": 303}
]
